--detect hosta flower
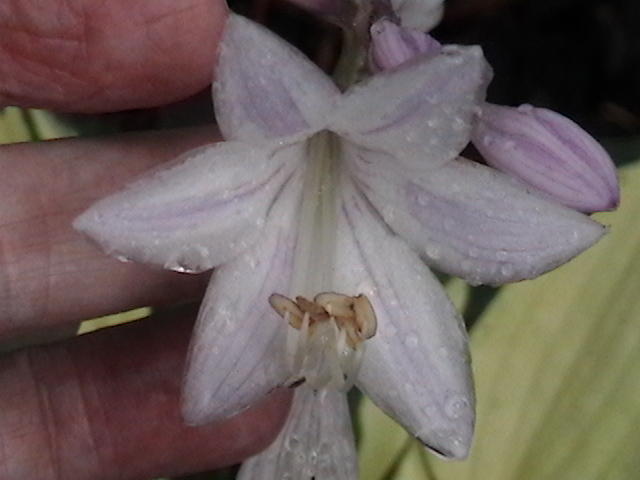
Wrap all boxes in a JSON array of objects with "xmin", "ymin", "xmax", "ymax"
[{"xmin": 74, "ymin": 12, "xmax": 608, "ymax": 480}]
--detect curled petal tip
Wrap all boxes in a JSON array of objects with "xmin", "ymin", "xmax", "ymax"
[
  {"xmin": 369, "ymin": 19, "xmax": 442, "ymax": 72},
  {"xmin": 472, "ymin": 103, "xmax": 620, "ymax": 214}
]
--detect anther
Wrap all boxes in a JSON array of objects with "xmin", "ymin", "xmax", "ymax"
[{"xmin": 269, "ymin": 291, "xmax": 378, "ymax": 348}]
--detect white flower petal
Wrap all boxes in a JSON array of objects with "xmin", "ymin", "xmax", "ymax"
[
  {"xmin": 182, "ymin": 171, "xmax": 303, "ymax": 425},
  {"xmin": 74, "ymin": 141, "xmax": 301, "ymax": 273},
  {"xmin": 214, "ymin": 14, "xmax": 339, "ymax": 144},
  {"xmin": 350, "ymin": 151, "xmax": 606, "ymax": 285},
  {"xmin": 391, "ymin": 0, "xmax": 444, "ymax": 32},
  {"xmin": 238, "ymin": 387, "xmax": 357, "ymax": 480},
  {"xmin": 331, "ymin": 45, "xmax": 491, "ymax": 171},
  {"xmin": 334, "ymin": 179, "xmax": 474, "ymax": 459}
]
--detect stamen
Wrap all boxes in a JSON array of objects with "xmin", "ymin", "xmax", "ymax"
[{"xmin": 270, "ymin": 292, "xmax": 377, "ymax": 390}]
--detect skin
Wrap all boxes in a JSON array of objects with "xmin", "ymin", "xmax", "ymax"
[{"xmin": 0, "ymin": 1, "xmax": 292, "ymax": 479}]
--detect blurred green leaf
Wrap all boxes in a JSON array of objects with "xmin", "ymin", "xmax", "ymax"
[
  {"xmin": 427, "ymin": 160, "xmax": 640, "ymax": 480},
  {"xmin": 394, "ymin": 442, "xmax": 436, "ymax": 480},
  {"xmin": 77, "ymin": 307, "xmax": 151, "ymax": 335},
  {"xmin": 0, "ymin": 107, "xmax": 77, "ymax": 143},
  {"xmin": 358, "ymin": 396, "xmax": 410, "ymax": 480},
  {"xmin": 28, "ymin": 109, "xmax": 78, "ymax": 140},
  {"xmin": 0, "ymin": 107, "xmax": 34, "ymax": 143}
]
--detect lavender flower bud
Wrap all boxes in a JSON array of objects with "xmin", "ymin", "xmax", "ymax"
[
  {"xmin": 369, "ymin": 19, "xmax": 442, "ymax": 72},
  {"xmin": 472, "ymin": 103, "xmax": 620, "ymax": 213}
]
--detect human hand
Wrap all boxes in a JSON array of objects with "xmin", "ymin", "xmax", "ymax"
[{"xmin": 0, "ymin": 1, "xmax": 291, "ymax": 479}]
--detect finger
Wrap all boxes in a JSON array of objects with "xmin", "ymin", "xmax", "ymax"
[
  {"xmin": 0, "ymin": 127, "xmax": 218, "ymax": 343},
  {"xmin": 0, "ymin": 306, "xmax": 292, "ymax": 480},
  {"xmin": 0, "ymin": 0, "xmax": 227, "ymax": 112}
]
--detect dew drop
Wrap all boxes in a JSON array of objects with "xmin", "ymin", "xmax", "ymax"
[
  {"xmin": 404, "ymin": 332, "xmax": 419, "ymax": 348},
  {"xmin": 425, "ymin": 245, "xmax": 441, "ymax": 260},
  {"xmin": 166, "ymin": 261, "xmax": 198, "ymax": 273},
  {"xmin": 482, "ymin": 135, "xmax": 495, "ymax": 147},
  {"xmin": 445, "ymin": 395, "xmax": 470, "ymax": 419},
  {"xmin": 503, "ymin": 139, "xmax": 516, "ymax": 150},
  {"xmin": 499, "ymin": 264, "xmax": 514, "ymax": 278},
  {"xmin": 286, "ymin": 436, "xmax": 301, "ymax": 452}
]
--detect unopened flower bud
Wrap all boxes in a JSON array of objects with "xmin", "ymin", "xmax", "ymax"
[
  {"xmin": 369, "ymin": 19, "xmax": 442, "ymax": 71},
  {"xmin": 472, "ymin": 103, "xmax": 620, "ymax": 213}
]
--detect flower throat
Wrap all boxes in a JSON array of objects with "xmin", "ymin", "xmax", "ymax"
[{"xmin": 269, "ymin": 131, "xmax": 377, "ymax": 390}]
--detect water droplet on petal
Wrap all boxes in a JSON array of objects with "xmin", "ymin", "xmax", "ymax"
[
  {"xmin": 445, "ymin": 394, "xmax": 470, "ymax": 419},
  {"xmin": 482, "ymin": 134, "xmax": 495, "ymax": 147},
  {"xmin": 425, "ymin": 245, "xmax": 441, "ymax": 260},
  {"xmin": 499, "ymin": 264, "xmax": 514, "ymax": 278},
  {"xmin": 114, "ymin": 254, "xmax": 132, "ymax": 263},
  {"xmin": 286, "ymin": 436, "xmax": 302, "ymax": 451},
  {"xmin": 517, "ymin": 103, "xmax": 534, "ymax": 113},
  {"xmin": 404, "ymin": 332, "xmax": 419, "ymax": 348}
]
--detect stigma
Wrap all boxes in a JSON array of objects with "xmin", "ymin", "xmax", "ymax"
[{"xmin": 270, "ymin": 292, "xmax": 377, "ymax": 390}]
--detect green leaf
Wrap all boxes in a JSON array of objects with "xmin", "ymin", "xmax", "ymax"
[
  {"xmin": 358, "ymin": 396, "xmax": 411, "ymax": 480},
  {"xmin": 0, "ymin": 107, "xmax": 34, "ymax": 143},
  {"xmin": 77, "ymin": 307, "xmax": 152, "ymax": 335},
  {"xmin": 394, "ymin": 442, "xmax": 437, "ymax": 480},
  {"xmin": 28, "ymin": 109, "xmax": 78, "ymax": 140},
  {"xmin": 429, "ymin": 161, "xmax": 640, "ymax": 480}
]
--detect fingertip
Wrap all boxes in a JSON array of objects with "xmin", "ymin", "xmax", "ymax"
[{"xmin": 0, "ymin": 0, "xmax": 228, "ymax": 112}]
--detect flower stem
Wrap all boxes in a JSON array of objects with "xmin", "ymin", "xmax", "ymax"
[{"xmin": 332, "ymin": 1, "xmax": 371, "ymax": 90}]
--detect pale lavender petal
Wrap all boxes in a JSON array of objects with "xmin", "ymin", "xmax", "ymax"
[
  {"xmin": 472, "ymin": 103, "xmax": 620, "ymax": 213},
  {"xmin": 369, "ymin": 19, "xmax": 442, "ymax": 72},
  {"xmin": 238, "ymin": 387, "xmax": 357, "ymax": 480},
  {"xmin": 391, "ymin": 0, "xmax": 444, "ymax": 31},
  {"xmin": 333, "ymin": 178, "xmax": 474, "ymax": 459},
  {"xmin": 214, "ymin": 14, "xmax": 339, "ymax": 144},
  {"xmin": 348, "ymin": 148, "xmax": 606, "ymax": 286},
  {"xmin": 182, "ymin": 171, "xmax": 303, "ymax": 425},
  {"xmin": 332, "ymin": 45, "xmax": 491, "ymax": 171},
  {"xmin": 74, "ymin": 141, "xmax": 301, "ymax": 273}
]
